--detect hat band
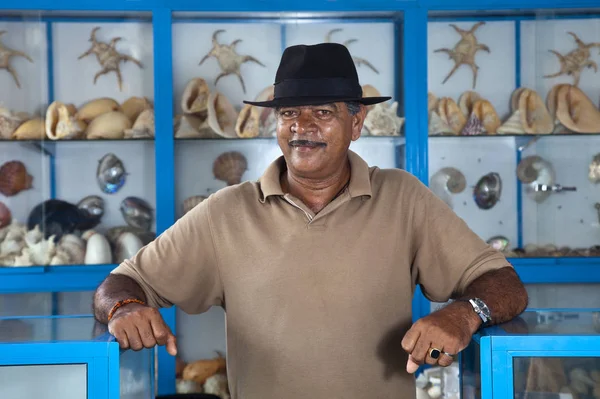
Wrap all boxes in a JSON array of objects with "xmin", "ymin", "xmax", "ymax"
[{"xmin": 274, "ymin": 77, "xmax": 362, "ymax": 99}]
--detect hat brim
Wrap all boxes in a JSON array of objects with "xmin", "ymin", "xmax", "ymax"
[{"xmin": 243, "ymin": 95, "xmax": 392, "ymax": 108}]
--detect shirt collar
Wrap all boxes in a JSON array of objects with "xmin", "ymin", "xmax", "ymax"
[{"xmin": 258, "ymin": 150, "xmax": 373, "ymax": 203}]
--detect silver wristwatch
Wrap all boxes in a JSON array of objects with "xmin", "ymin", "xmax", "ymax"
[{"xmin": 461, "ymin": 298, "xmax": 492, "ymax": 326}]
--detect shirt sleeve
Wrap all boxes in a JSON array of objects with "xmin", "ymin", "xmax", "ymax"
[
  {"xmin": 110, "ymin": 195, "xmax": 224, "ymax": 314},
  {"xmin": 409, "ymin": 179, "xmax": 512, "ymax": 303}
]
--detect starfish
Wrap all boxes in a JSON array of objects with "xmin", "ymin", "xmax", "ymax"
[
  {"xmin": 0, "ymin": 30, "xmax": 33, "ymax": 89},
  {"xmin": 199, "ymin": 30, "xmax": 265, "ymax": 94},
  {"xmin": 544, "ymin": 32, "xmax": 600, "ymax": 87},
  {"xmin": 78, "ymin": 27, "xmax": 144, "ymax": 91},
  {"xmin": 434, "ymin": 22, "xmax": 490, "ymax": 89},
  {"xmin": 324, "ymin": 29, "xmax": 379, "ymax": 74}
]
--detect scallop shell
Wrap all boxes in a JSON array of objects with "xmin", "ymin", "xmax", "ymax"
[
  {"xmin": 207, "ymin": 92, "xmax": 238, "ymax": 138},
  {"xmin": 0, "ymin": 160, "xmax": 33, "ymax": 196},
  {"xmin": 182, "ymin": 195, "xmax": 207, "ymax": 216},
  {"xmin": 438, "ymin": 97, "xmax": 466, "ymax": 134},
  {"xmin": 45, "ymin": 101, "xmax": 87, "ymax": 140},
  {"xmin": 124, "ymin": 108, "xmax": 155, "ymax": 139},
  {"xmin": 76, "ymin": 98, "xmax": 121, "ymax": 123},
  {"xmin": 497, "ymin": 110, "xmax": 526, "ymax": 135},
  {"xmin": 518, "ymin": 89, "xmax": 554, "ymax": 134},
  {"xmin": 121, "ymin": 96, "xmax": 152, "ymax": 123},
  {"xmin": 556, "ymin": 85, "xmax": 600, "ymax": 133},
  {"xmin": 182, "ymin": 78, "xmax": 211, "ymax": 115},
  {"xmin": 0, "ymin": 201, "xmax": 11, "ymax": 228},
  {"xmin": 458, "ymin": 91, "xmax": 482, "ymax": 117},
  {"xmin": 213, "ymin": 151, "xmax": 247, "ymax": 186},
  {"xmin": 472, "ymin": 100, "xmax": 501, "ymax": 134},
  {"xmin": 86, "ymin": 111, "xmax": 132, "ymax": 139},
  {"xmin": 235, "ymin": 104, "xmax": 261, "ymax": 138},
  {"xmin": 364, "ymin": 102, "xmax": 404, "ymax": 136},
  {"xmin": 12, "ymin": 118, "xmax": 45, "ymax": 140},
  {"xmin": 0, "ymin": 107, "xmax": 28, "ymax": 139},
  {"xmin": 84, "ymin": 232, "xmax": 112, "ymax": 264}
]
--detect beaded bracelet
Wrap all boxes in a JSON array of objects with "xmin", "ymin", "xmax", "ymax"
[{"xmin": 107, "ymin": 298, "xmax": 146, "ymax": 321}]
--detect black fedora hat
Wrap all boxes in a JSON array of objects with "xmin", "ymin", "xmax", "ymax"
[{"xmin": 243, "ymin": 42, "xmax": 391, "ymax": 108}]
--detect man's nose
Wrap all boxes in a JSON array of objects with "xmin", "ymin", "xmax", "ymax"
[{"xmin": 292, "ymin": 113, "xmax": 317, "ymax": 134}]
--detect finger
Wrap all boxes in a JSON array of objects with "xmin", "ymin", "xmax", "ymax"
[
  {"xmin": 166, "ymin": 333, "xmax": 178, "ymax": 356},
  {"xmin": 149, "ymin": 314, "xmax": 171, "ymax": 346},
  {"xmin": 126, "ymin": 326, "xmax": 144, "ymax": 351},
  {"xmin": 406, "ymin": 354, "xmax": 420, "ymax": 374},
  {"xmin": 401, "ymin": 327, "xmax": 421, "ymax": 354},
  {"xmin": 411, "ymin": 336, "xmax": 431, "ymax": 365},
  {"xmin": 424, "ymin": 347, "xmax": 441, "ymax": 366},
  {"xmin": 112, "ymin": 328, "xmax": 130, "ymax": 349},
  {"xmin": 138, "ymin": 319, "xmax": 159, "ymax": 349},
  {"xmin": 437, "ymin": 352, "xmax": 455, "ymax": 367}
]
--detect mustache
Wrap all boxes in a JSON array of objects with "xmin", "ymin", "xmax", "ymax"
[{"xmin": 288, "ymin": 140, "xmax": 326, "ymax": 147}]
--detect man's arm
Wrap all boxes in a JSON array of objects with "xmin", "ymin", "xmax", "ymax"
[{"xmin": 93, "ymin": 274, "xmax": 147, "ymax": 324}]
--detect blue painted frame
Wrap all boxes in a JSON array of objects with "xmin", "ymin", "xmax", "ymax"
[{"xmin": 0, "ymin": 0, "xmax": 599, "ymax": 395}]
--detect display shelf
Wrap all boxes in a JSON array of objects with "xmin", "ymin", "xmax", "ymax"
[
  {"xmin": 0, "ymin": 264, "xmax": 116, "ymax": 293},
  {"xmin": 510, "ymin": 257, "xmax": 600, "ymax": 284}
]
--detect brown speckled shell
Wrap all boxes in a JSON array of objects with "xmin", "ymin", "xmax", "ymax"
[
  {"xmin": 0, "ymin": 201, "xmax": 11, "ymax": 227},
  {"xmin": 213, "ymin": 151, "xmax": 247, "ymax": 186},
  {"xmin": 0, "ymin": 160, "xmax": 33, "ymax": 196}
]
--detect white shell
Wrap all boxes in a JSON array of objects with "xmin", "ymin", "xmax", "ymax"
[
  {"xmin": 85, "ymin": 233, "xmax": 113, "ymax": 264},
  {"xmin": 363, "ymin": 102, "xmax": 404, "ymax": 136},
  {"xmin": 497, "ymin": 110, "xmax": 526, "ymax": 135},
  {"xmin": 57, "ymin": 234, "xmax": 86, "ymax": 264},
  {"xmin": 206, "ymin": 92, "xmax": 238, "ymax": 138},
  {"xmin": 115, "ymin": 232, "xmax": 143, "ymax": 263}
]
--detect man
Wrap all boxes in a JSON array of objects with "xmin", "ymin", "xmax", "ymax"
[{"xmin": 93, "ymin": 43, "xmax": 528, "ymax": 399}]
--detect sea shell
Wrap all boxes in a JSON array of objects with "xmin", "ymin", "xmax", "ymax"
[
  {"xmin": 0, "ymin": 107, "xmax": 27, "ymax": 139},
  {"xmin": 555, "ymin": 85, "xmax": 600, "ymax": 133},
  {"xmin": 235, "ymin": 104, "xmax": 261, "ymax": 138},
  {"xmin": 182, "ymin": 195, "xmax": 207, "ymax": 216},
  {"xmin": 518, "ymin": 89, "xmax": 554, "ymax": 134},
  {"xmin": 460, "ymin": 113, "xmax": 485, "ymax": 136},
  {"xmin": 121, "ymin": 96, "xmax": 152, "ymax": 123},
  {"xmin": 97, "ymin": 153, "xmax": 126, "ymax": 194},
  {"xmin": 517, "ymin": 155, "xmax": 548, "ymax": 184},
  {"xmin": 213, "ymin": 151, "xmax": 247, "ymax": 186},
  {"xmin": 0, "ymin": 160, "xmax": 33, "ymax": 196},
  {"xmin": 458, "ymin": 91, "xmax": 482, "ymax": 117},
  {"xmin": 120, "ymin": 197, "xmax": 154, "ymax": 231},
  {"xmin": 363, "ymin": 101, "xmax": 404, "ymax": 136},
  {"xmin": 0, "ymin": 201, "xmax": 11, "ymax": 228},
  {"xmin": 76, "ymin": 98, "xmax": 121, "ymax": 123},
  {"xmin": 429, "ymin": 110, "xmax": 453, "ymax": 135},
  {"xmin": 429, "ymin": 167, "xmax": 466, "ymax": 209},
  {"xmin": 362, "ymin": 84, "xmax": 381, "ymax": 112},
  {"xmin": 183, "ymin": 353, "xmax": 226, "ymax": 385},
  {"xmin": 105, "ymin": 226, "xmax": 155, "ymax": 247},
  {"xmin": 124, "ymin": 108, "xmax": 155, "ymax": 139},
  {"xmin": 473, "ymin": 172, "xmax": 502, "ymax": 210},
  {"xmin": 77, "ymin": 195, "xmax": 105, "ymax": 218},
  {"xmin": 589, "ymin": 153, "xmax": 600, "ymax": 183},
  {"xmin": 472, "ymin": 99, "xmax": 501, "ymax": 134},
  {"xmin": 45, "ymin": 101, "xmax": 86, "ymax": 140},
  {"xmin": 12, "ymin": 118, "xmax": 45, "ymax": 140},
  {"xmin": 115, "ymin": 232, "xmax": 143, "ymax": 263},
  {"xmin": 546, "ymin": 84, "xmax": 568, "ymax": 121},
  {"xmin": 25, "ymin": 234, "xmax": 57, "ymax": 265},
  {"xmin": 510, "ymin": 87, "xmax": 527, "ymax": 113},
  {"xmin": 438, "ymin": 97, "xmax": 466, "ymax": 134},
  {"xmin": 428, "ymin": 92, "xmax": 438, "ymax": 117},
  {"xmin": 487, "ymin": 236, "xmax": 509, "ymax": 252},
  {"xmin": 182, "ymin": 78, "xmax": 211, "ymax": 115},
  {"xmin": 57, "ymin": 234, "xmax": 85, "ymax": 264},
  {"xmin": 207, "ymin": 92, "xmax": 238, "ymax": 138},
  {"xmin": 253, "ymin": 86, "xmax": 277, "ymax": 137},
  {"xmin": 203, "ymin": 373, "xmax": 229, "ymax": 399},
  {"xmin": 497, "ymin": 110, "xmax": 526, "ymax": 135},
  {"xmin": 84, "ymin": 232, "xmax": 112, "ymax": 264},
  {"xmin": 86, "ymin": 111, "xmax": 132, "ymax": 139},
  {"xmin": 517, "ymin": 155, "xmax": 555, "ymax": 203}
]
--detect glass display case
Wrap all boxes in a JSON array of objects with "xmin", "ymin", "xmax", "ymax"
[
  {"xmin": 427, "ymin": 8, "xmax": 600, "ymax": 259},
  {"xmin": 460, "ymin": 309, "xmax": 600, "ymax": 399},
  {"xmin": 0, "ymin": 10, "xmax": 156, "ymax": 274},
  {"xmin": 0, "ymin": 314, "xmax": 155, "ymax": 399}
]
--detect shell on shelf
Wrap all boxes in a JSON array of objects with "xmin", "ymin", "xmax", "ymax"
[
  {"xmin": 56, "ymin": 234, "xmax": 86, "ymax": 264},
  {"xmin": 362, "ymin": 84, "xmax": 382, "ymax": 112},
  {"xmin": 86, "ymin": 111, "xmax": 132, "ymax": 139},
  {"xmin": 121, "ymin": 96, "xmax": 152, "ymax": 123},
  {"xmin": 458, "ymin": 90, "xmax": 482, "ymax": 118},
  {"xmin": 429, "ymin": 166, "xmax": 466, "ymax": 209},
  {"xmin": 206, "ymin": 92, "xmax": 238, "ymax": 138},
  {"xmin": 235, "ymin": 104, "xmax": 261, "ymax": 138},
  {"xmin": 45, "ymin": 101, "xmax": 87, "ymax": 140},
  {"xmin": 517, "ymin": 88, "xmax": 554, "ymax": 134},
  {"xmin": 429, "ymin": 110, "xmax": 454, "ymax": 135},
  {"xmin": 517, "ymin": 155, "xmax": 555, "ymax": 203},
  {"xmin": 554, "ymin": 84, "xmax": 600, "ymax": 133},
  {"xmin": 497, "ymin": 110, "xmax": 526, "ymax": 135},
  {"xmin": 363, "ymin": 101, "xmax": 404, "ymax": 136},
  {"xmin": 84, "ymin": 231, "xmax": 112, "ymax": 264},
  {"xmin": 253, "ymin": 85, "xmax": 277, "ymax": 137},
  {"xmin": 461, "ymin": 112, "xmax": 485, "ymax": 136},
  {"xmin": 0, "ymin": 201, "xmax": 11, "ymax": 228},
  {"xmin": 12, "ymin": 118, "xmax": 45, "ymax": 140},
  {"xmin": 181, "ymin": 77, "xmax": 211, "ymax": 115},
  {"xmin": 0, "ymin": 160, "xmax": 33, "ymax": 196},
  {"xmin": 213, "ymin": 151, "xmax": 247, "ymax": 186},
  {"xmin": 75, "ymin": 97, "xmax": 121, "ymax": 123},
  {"xmin": 438, "ymin": 97, "xmax": 466, "ymax": 134},
  {"xmin": 0, "ymin": 107, "xmax": 28, "ymax": 139},
  {"xmin": 124, "ymin": 108, "xmax": 155, "ymax": 139},
  {"xmin": 115, "ymin": 231, "xmax": 143, "ymax": 263},
  {"xmin": 471, "ymin": 99, "xmax": 501, "ymax": 134}
]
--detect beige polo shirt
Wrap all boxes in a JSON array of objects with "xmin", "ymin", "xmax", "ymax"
[{"xmin": 111, "ymin": 150, "xmax": 511, "ymax": 399}]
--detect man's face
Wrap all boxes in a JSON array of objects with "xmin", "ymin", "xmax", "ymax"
[{"xmin": 275, "ymin": 102, "xmax": 366, "ymax": 179}]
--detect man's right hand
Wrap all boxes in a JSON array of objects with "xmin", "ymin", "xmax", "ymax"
[{"xmin": 107, "ymin": 303, "xmax": 177, "ymax": 356}]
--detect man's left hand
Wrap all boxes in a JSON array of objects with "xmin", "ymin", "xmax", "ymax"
[{"xmin": 401, "ymin": 301, "xmax": 482, "ymax": 373}]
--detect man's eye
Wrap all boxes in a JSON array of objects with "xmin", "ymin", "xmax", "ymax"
[{"xmin": 318, "ymin": 110, "xmax": 331, "ymax": 115}]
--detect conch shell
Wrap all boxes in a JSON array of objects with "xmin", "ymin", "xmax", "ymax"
[
  {"xmin": 86, "ymin": 111, "xmax": 132, "ymax": 139},
  {"xmin": 182, "ymin": 78, "xmax": 211, "ymax": 115},
  {"xmin": 207, "ymin": 92, "xmax": 238, "ymax": 138},
  {"xmin": 497, "ymin": 110, "xmax": 526, "ymax": 135},
  {"xmin": 12, "ymin": 118, "xmax": 45, "ymax": 140},
  {"xmin": 235, "ymin": 104, "xmax": 261, "ymax": 138},
  {"xmin": 121, "ymin": 96, "xmax": 152, "ymax": 123},
  {"xmin": 124, "ymin": 109, "xmax": 154, "ymax": 139},
  {"xmin": 363, "ymin": 101, "xmax": 404, "ymax": 136},
  {"xmin": 555, "ymin": 85, "xmax": 600, "ymax": 133},
  {"xmin": 173, "ymin": 114, "xmax": 220, "ymax": 139},
  {"xmin": 45, "ymin": 101, "xmax": 87, "ymax": 140},
  {"xmin": 213, "ymin": 151, "xmax": 247, "ymax": 186},
  {"xmin": 362, "ymin": 84, "xmax": 381, "ymax": 111},
  {"xmin": 458, "ymin": 91, "xmax": 482, "ymax": 118},
  {"xmin": 518, "ymin": 88, "xmax": 554, "ymax": 134},
  {"xmin": 76, "ymin": 98, "xmax": 121, "ymax": 123},
  {"xmin": 471, "ymin": 99, "xmax": 501, "ymax": 134},
  {"xmin": 439, "ymin": 97, "xmax": 466, "ymax": 134}
]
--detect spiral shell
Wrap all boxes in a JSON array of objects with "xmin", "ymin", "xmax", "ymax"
[
  {"xmin": 0, "ymin": 161, "xmax": 33, "ymax": 196},
  {"xmin": 517, "ymin": 155, "xmax": 545, "ymax": 184},
  {"xmin": 213, "ymin": 151, "xmax": 247, "ymax": 186},
  {"xmin": 45, "ymin": 101, "xmax": 86, "ymax": 140}
]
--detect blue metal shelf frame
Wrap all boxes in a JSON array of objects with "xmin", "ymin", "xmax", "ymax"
[{"xmin": 0, "ymin": 0, "xmax": 599, "ymax": 395}]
